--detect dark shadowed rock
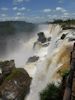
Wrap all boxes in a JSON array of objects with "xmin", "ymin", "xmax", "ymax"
[
  {"xmin": 0, "ymin": 74, "xmax": 3, "ymax": 85},
  {"xmin": 61, "ymin": 34, "xmax": 67, "ymax": 40},
  {"xmin": 0, "ymin": 60, "xmax": 15, "ymax": 77},
  {"xmin": 0, "ymin": 68, "xmax": 32, "ymax": 100},
  {"xmin": 47, "ymin": 37, "xmax": 51, "ymax": 41},
  {"xmin": 68, "ymin": 38, "xmax": 75, "ymax": 42},
  {"xmin": 27, "ymin": 56, "xmax": 39, "ymax": 63},
  {"xmin": 37, "ymin": 32, "xmax": 46, "ymax": 43}
]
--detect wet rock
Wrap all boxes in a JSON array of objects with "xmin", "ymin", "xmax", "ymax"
[
  {"xmin": 0, "ymin": 60, "xmax": 15, "ymax": 77},
  {"xmin": 61, "ymin": 34, "xmax": 67, "ymax": 40},
  {"xmin": 68, "ymin": 38, "xmax": 75, "ymax": 42},
  {"xmin": 0, "ymin": 74, "xmax": 3, "ymax": 85},
  {"xmin": 0, "ymin": 68, "xmax": 32, "ymax": 100},
  {"xmin": 27, "ymin": 56, "xmax": 39, "ymax": 63},
  {"xmin": 47, "ymin": 37, "xmax": 51, "ymax": 41},
  {"xmin": 37, "ymin": 32, "xmax": 46, "ymax": 43},
  {"xmin": 42, "ymin": 43, "xmax": 50, "ymax": 47}
]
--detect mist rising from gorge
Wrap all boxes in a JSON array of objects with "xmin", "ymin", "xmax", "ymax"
[{"xmin": 0, "ymin": 21, "xmax": 49, "ymax": 67}]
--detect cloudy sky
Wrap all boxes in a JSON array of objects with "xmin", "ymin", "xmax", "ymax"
[{"xmin": 0, "ymin": 0, "xmax": 75, "ymax": 23}]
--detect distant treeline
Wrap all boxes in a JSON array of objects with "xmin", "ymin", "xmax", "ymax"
[
  {"xmin": 51, "ymin": 19, "xmax": 75, "ymax": 25},
  {"xmin": 47, "ymin": 19, "xmax": 75, "ymax": 30}
]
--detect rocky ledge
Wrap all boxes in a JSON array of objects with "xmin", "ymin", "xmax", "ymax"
[
  {"xmin": 0, "ymin": 60, "xmax": 31, "ymax": 100},
  {"xmin": 27, "ymin": 56, "xmax": 39, "ymax": 63}
]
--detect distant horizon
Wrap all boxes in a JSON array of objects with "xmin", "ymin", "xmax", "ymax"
[
  {"xmin": 0, "ymin": 18, "xmax": 75, "ymax": 24},
  {"xmin": 0, "ymin": 0, "xmax": 75, "ymax": 23}
]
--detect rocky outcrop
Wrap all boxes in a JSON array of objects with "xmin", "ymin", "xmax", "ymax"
[
  {"xmin": 33, "ymin": 32, "xmax": 51, "ymax": 49},
  {"xmin": 0, "ymin": 74, "xmax": 3, "ymax": 85},
  {"xmin": 37, "ymin": 32, "xmax": 47, "ymax": 43},
  {"xmin": 0, "ymin": 60, "xmax": 15, "ymax": 85},
  {"xmin": 68, "ymin": 38, "xmax": 75, "ymax": 42},
  {"xmin": 60, "ymin": 33, "xmax": 69, "ymax": 40},
  {"xmin": 37, "ymin": 32, "xmax": 51, "ymax": 43},
  {"xmin": 0, "ymin": 60, "xmax": 15, "ymax": 77},
  {"xmin": 0, "ymin": 60, "xmax": 32, "ymax": 100},
  {"xmin": 27, "ymin": 56, "xmax": 39, "ymax": 63}
]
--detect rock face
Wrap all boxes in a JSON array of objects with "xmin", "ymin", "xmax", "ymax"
[
  {"xmin": 0, "ymin": 60, "xmax": 15, "ymax": 85},
  {"xmin": 27, "ymin": 56, "xmax": 39, "ymax": 63},
  {"xmin": 37, "ymin": 32, "xmax": 47, "ymax": 43},
  {"xmin": 0, "ymin": 60, "xmax": 15, "ymax": 77},
  {"xmin": 0, "ymin": 60, "xmax": 31, "ymax": 100},
  {"xmin": 33, "ymin": 32, "xmax": 51, "ymax": 49}
]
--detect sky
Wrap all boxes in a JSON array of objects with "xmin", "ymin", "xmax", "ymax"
[{"xmin": 0, "ymin": 0, "xmax": 75, "ymax": 23}]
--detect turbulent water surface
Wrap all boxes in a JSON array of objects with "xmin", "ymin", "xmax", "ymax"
[
  {"xmin": 25, "ymin": 24, "xmax": 75, "ymax": 100},
  {"xmin": 0, "ymin": 22, "xmax": 75, "ymax": 100}
]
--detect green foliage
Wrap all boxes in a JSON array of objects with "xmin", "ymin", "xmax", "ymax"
[
  {"xmin": 61, "ymin": 69, "xmax": 70, "ymax": 78},
  {"xmin": 0, "ymin": 60, "xmax": 10, "ymax": 67},
  {"xmin": 58, "ymin": 68, "xmax": 70, "ymax": 78},
  {"xmin": 50, "ymin": 19, "xmax": 75, "ymax": 29},
  {"xmin": 5, "ymin": 68, "xmax": 25, "ymax": 81},
  {"xmin": 40, "ymin": 83, "xmax": 61, "ymax": 100},
  {"xmin": 40, "ymin": 69, "xmax": 70, "ymax": 100},
  {"xmin": 51, "ymin": 19, "xmax": 75, "ymax": 25}
]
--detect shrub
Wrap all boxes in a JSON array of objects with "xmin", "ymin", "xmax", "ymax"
[{"xmin": 40, "ymin": 83, "xmax": 62, "ymax": 100}]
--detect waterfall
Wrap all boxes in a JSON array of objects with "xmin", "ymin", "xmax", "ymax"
[{"xmin": 25, "ymin": 24, "xmax": 75, "ymax": 100}]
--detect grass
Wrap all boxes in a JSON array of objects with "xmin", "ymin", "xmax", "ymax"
[{"xmin": 5, "ymin": 68, "xmax": 25, "ymax": 81}]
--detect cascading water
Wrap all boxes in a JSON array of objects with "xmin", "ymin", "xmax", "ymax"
[{"xmin": 25, "ymin": 24, "xmax": 75, "ymax": 100}]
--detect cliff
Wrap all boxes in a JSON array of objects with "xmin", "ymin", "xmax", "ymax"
[{"xmin": 0, "ymin": 60, "xmax": 31, "ymax": 100}]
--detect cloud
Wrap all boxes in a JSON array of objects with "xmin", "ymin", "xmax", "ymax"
[
  {"xmin": 43, "ymin": 9, "xmax": 51, "ymax": 13},
  {"xmin": 16, "ymin": 12, "xmax": 22, "ymax": 16},
  {"xmin": 25, "ymin": 0, "xmax": 30, "ymax": 2},
  {"xmin": 19, "ymin": 7, "xmax": 26, "ymax": 11},
  {"xmin": 13, "ymin": 7, "xmax": 26, "ymax": 12},
  {"xmin": 13, "ymin": 7, "xmax": 18, "ymax": 10},
  {"xmin": 13, "ymin": 0, "xmax": 30, "ymax": 4},
  {"xmin": 1, "ymin": 7, "xmax": 8, "ymax": 11},
  {"xmin": 14, "ymin": 0, "xmax": 24, "ymax": 3},
  {"xmin": 56, "ymin": 7, "xmax": 66, "ymax": 12},
  {"xmin": 1, "ymin": 14, "xmax": 6, "ymax": 17},
  {"xmin": 63, "ymin": 12, "xmax": 69, "ymax": 16},
  {"xmin": 58, "ymin": 0, "xmax": 64, "ymax": 3}
]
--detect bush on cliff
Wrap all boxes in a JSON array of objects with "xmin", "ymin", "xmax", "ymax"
[{"xmin": 40, "ymin": 83, "xmax": 61, "ymax": 100}]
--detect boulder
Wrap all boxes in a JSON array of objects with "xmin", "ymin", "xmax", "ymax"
[
  {"xmin": 37, "ymin": 32, "xmax": 46, "ymax": 43},
  {"xmin": 0, "ymin": 60, "xmax": 15, "ymax": 77},
  {"xmin": 0, "ymin": 68, "xmax": 32, "ymax": 100},
  {"xmin": 61, "ymin": 34, "xmax": 66, "ymax": 40},
  {"xmin": 47, "ymin": 37, "xmax": 51, "ymax": 41},
  {"xmin": 68, "ymin": 38, "xmax": 75, "ymax": 42},
  {"xmin": 27, "ymin": 56, "xmax": 39, "ymax": 63},
  {"xmin": 60, "ymin": 33, "xmax": 68, "ymax": 40}
]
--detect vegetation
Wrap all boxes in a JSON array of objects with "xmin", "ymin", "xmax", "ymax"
[
  {"xmin": 0, "ymin": 21, "xmax": 36, "ymax": 37},
  {"xmin": 5, "ymin": 68, "xmax": 25, "ymax": 81},
  {"xmin": 48, "ymin": 19, "xmax": 75, "ymax": 30},
  {"xmin": 40, "ymin": 69, "xmax": 70, "ymax": 100},
  {"xmin": 40, "ymin": 83, "xmax": 62, "ymax": 100},
  {"xmin": 57, "ymin": 68, "xmax": 70, "ymax": 78},
  {"xmin": 51, "ymin": 19, "xmax": 75, "ymax": 24}
]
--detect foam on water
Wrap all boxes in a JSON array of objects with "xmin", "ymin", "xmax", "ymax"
[{"xmin": 26, "ymin": 24, "xmax": 75, "ymax": 100}]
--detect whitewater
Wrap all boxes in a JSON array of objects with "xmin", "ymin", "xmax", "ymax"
[
  {"xmin": 1, "ymin": 23, "xmax": 75, "ymax": 100},
  {"xmin": 25, "ymin": 24, "xmax": 75, "ymax": 100}
]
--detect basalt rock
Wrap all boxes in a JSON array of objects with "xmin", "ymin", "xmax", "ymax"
[
  {"xmin": 0, "ymin": 60, "xmax": 15, "ymax": 77},
  {"xmin": 60, "ymin": 33, "xmax": 68, "ymax": 40},
  {"xmin": 27, "ymin": 56, "xmax": 39, "ymax": 63},
  {"xmin": 0, "ymin": 74, "xmax": 3, "ymax": 85},
  {"xmin": 68, "ymin": 38, "xmax": 75, "ymax": 42},
  {"xmin": 0, "ymin": 68, "xmax": 32, "ymax": 100},
  {"xmin": 37, "ymin": 32, "xmax": 46, "ymax": 43}
]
